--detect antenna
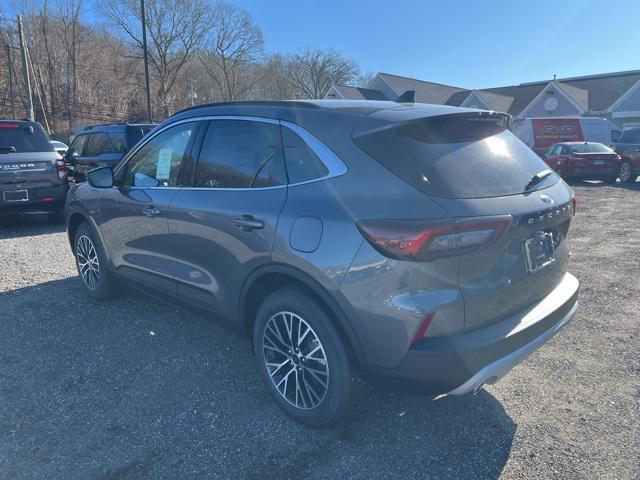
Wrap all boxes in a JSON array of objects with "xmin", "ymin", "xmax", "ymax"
[{"xmin": 394, "ymin": 90, "xmax": 415, "ymax": 103}]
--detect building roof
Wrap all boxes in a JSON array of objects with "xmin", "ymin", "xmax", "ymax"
[
  {"xmin": 377, "ymin": 72, "xmax": 468, "ymax": 104},
  {"xmin": 331, "ymin": 69, "xmax": 640, "ymax": 117},
  {"xmin": 328, "ymin": 85, "xmax": 388, "ymax": 101}
]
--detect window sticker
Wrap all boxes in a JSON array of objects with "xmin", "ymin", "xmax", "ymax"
[{"xmin": 156, "ymin": 149, "xmax": 173, "ymax": 180}]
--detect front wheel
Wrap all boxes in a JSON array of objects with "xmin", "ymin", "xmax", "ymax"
[
  {"xmin": 618, "ymin": 159, "xmax": 637, "ymax": 183},
  {"xmin": 253, "ymin": 287, "xmax": 360, "ymax": 427},
  {"xmin": 74, "ymin": 223, "xmax": 117, "ymax": 300}
]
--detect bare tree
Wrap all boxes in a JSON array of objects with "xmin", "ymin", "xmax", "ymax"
[
  {"xmin": 101, "ymin": 0, "xmax": 211, "ymax": 118},
  {"xmin": 199, "ymin": 1, "xmax": 264, "ymax": 101},
  {"xmin": 285, "ymin": 48, "xmax": 359, "ymax": 99}
]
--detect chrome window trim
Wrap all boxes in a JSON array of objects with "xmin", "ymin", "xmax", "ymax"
[{"xmin": 114, "ymin": 115, "xmax": 348, "ymax": 190}]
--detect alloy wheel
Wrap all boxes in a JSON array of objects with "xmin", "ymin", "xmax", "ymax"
[
  {"xmin": 620, "ymin": 162, "xmax": 632, "ymax": 182},
  {"xmin": 262, "ymin": 311, "xmax": 330, "ymax": 410},
  {"xmin": 76, "ymin": 234, "xmax": 100, "ymax": 291}
]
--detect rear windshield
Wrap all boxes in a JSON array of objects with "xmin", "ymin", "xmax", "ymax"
[
  {"xmin": 353, "ymin": 113, "xmax": 558, "ymax": 199},
  {"xmin": 0, "ymin": 123, "xmax": 53, "ymax": 153},
  {"xmin": 618, "ymin": 128, "xmax": 640, "ymax": 144},
  {"xmin": 569, "ymin": 143, "xmax": 613, "ymax": 154}
]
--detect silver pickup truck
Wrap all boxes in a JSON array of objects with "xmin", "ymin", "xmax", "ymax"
[{"xmin": 0, "ymin": 120, "xmax": 69, "ymax": 222}]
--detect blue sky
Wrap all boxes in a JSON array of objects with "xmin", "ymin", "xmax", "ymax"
[
  {"xmin": 4, "ymin": 0, "xmax": 639, "ymax": 89},
  {"xmin": 231, "ymin": 0, "xmax": 640, "ymax": 88}
]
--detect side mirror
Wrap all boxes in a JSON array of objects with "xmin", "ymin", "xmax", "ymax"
[{"xmin": 87, "ymin": 166, "xmax": 114, "ymax": 188}]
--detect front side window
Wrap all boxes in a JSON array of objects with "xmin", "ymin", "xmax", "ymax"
[
  {"xmin": 194, "ymin": 120, "xmax": 285, "ymax": 188},
  {"xmin": 122, "ymin": 122, "xmax": 195, "ymax": 188},
  {"xmin": 68, "ymin": 134, "xmax": 88, "ymax": 157},
  {"xmin": 281, "ymin": 127, "xmax": 329, "ymax": 183},
  {"xmin": 85, "ymin": 133, "xmax": 113, "ymax": 156}
]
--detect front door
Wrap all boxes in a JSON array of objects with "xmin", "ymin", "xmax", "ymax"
[
  {"xmin": 98, "ymin": 121, "xmax": 199, "ymax": 296},
  {"xmin": 168, "ymin": 118, "xmax": 287, "ymax": 319}
]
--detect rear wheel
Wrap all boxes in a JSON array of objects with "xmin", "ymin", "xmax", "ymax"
[
  {"xmin": 74, "ymin": 223, "xmax": 117, "ymax": 300},
  {"xmin": 252, "ymin": 287, "xmax": 360, "ymax": 427},
  {"xmin": 618, "ymin": 159, "xmax": 636, "ymax": 183}
]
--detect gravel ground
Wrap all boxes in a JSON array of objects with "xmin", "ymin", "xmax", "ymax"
[{"xmin": 0, "ymin": 182, "xmax": 638, "ymax": 480}]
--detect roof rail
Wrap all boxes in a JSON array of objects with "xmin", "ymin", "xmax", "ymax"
[{"xmin": 172, "ymin": 100, "xmax": 320, "ymax": 117}]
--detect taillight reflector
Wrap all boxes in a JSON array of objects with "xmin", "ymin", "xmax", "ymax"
[
  {"xmin": 411, "ymin": 312, "xmax": 435, "ymax": 347},
  {"xmin": 357, "ymin": 216, "xmax": 511, "ymax": 261}
]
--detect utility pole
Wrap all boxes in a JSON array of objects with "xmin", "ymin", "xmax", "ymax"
[
  {"xmin": 5, "ymin": 44, "xmax": 16, "ymax": 119},
  {"xmin": 17, "ymin": 15, "xmax": 34, "ymax": 122},
  {"xmin": 140, "ymin": 0, "xmax": 153, "ymax": 123}
]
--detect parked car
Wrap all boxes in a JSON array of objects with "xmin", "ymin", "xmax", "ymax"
[
  {"xmin": 0, "ymin": 120, "xmax": 69, "ymax": 222},
  {"xmin": 613, "ymin": 127, "xmax": 640, "ymax": 183},
  {"xmin": 50, "ymin": 140, "xmax": 68, "ymax": 155},
  {"xmin": 543, "ymin": 141, "xmax": 621, "ymax": 183},
  {"xmin": 66, "ymin": 123, "xmax": 154, "ymax": 181},
  {"xmin": 65, "ymin": 101, "xmax": 579, "ymax": 426},
  {"xmin": 512, "ymin": 117, "xmax": 621, "ymax": 156}
]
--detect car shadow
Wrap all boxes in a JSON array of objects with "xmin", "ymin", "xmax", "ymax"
[
  {"xmin": 0, "ymin": 213, "xmax": 65, "ymax": 239},
  {"xmin": 0, "ymin": 278, "xmax": 515, "ymax": 480}
]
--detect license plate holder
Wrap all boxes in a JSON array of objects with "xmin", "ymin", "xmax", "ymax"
[
  {"xmin": 3, "ymin": 189, "xmax": 29, "ymax": 203},
  {"xmin": 524, "ymin": 231, "xmax": 556, "ymax": 273}
]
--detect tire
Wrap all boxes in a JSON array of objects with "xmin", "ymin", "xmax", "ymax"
[
  {"xmin": 73, "ymin": 223, "xmax": 117, "ymax": 300},
  {"xmin": 618, "ymin": 159, "xmax": 636, "ymax": 183},
  {"xmin": 252, "ymin": 287, "xmax": 360, "ymax": 427}
]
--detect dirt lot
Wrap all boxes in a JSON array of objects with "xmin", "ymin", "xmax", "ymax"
[{"xmin": 0, "ymin": 182, "xmax": 638, "ymax": 480}]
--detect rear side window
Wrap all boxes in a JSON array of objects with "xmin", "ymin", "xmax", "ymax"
[
  {"xmin": 353, "ymin": 113, "xmax": 558, "ymax": 199},
  {"xmin": 85, "ymin": 133, "xmax": 113, "ymax": 156},
  {"xmin": 194, "ymin": 120, "xmax": 285, "ymax": 188},
  {"xmin": 0, "ymin": 123, "xmax": 52, "ymax": 153},
  {"xmin": 281, "ymin": 127, "xmax": 329, "ymax": 183}
]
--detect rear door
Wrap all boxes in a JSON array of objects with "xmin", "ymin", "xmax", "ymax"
[
  {"xmin": 99, "ymin": 121, "xmax": 199, "ymax": 296},
  {"xmin": 168, "ymin": 117, "xmax": 287, "ymax": 318}
]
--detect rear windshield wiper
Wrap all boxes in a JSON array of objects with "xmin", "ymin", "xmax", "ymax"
[
  {"xmin": 525, "ymin": 169, "xmax": 553, "ymax": 191},
  {"xmin": 0, "ymin": 146, "xmax": 17, "ymax": 153}
]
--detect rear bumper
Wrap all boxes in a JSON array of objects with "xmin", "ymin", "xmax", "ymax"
[
  {"xmin": 566, "ymin": 166, "xmax": 619, "ymax": 178},
  {"xmin": 364, "ymin": 272, "xmax": 579, "ymax": 394},
  {"xmin": 0, "ymin": 182, "xmax": 68, "ymax": 214}
]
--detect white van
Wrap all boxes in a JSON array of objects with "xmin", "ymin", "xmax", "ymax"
[{"xmin": 511, "ymin": 117, "xmax": 622, "ymax": 155}]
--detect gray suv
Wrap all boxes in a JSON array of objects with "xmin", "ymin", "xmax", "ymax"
[
  {"xmin": 1, "ymin": 120, "xmax": 69, "ymax": 221},
  {"xmin": 65, "ymin": 100, "xmax": 579, "ymax": 426}
]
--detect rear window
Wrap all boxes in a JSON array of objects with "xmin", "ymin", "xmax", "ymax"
[
  {"xmin": 353, "ymin": 113, "xmax": 558, "ymax": 199},
  {"xmin": 0, "ymin": 123, "xmax": 53, "ymax": 153},
  {"xmin": 618, "ymin": 128, "xmax": 640, "ymax": 144},
  {"xmin": 569, "ymin": 143, "xmax": 613, "ymax": 154}
]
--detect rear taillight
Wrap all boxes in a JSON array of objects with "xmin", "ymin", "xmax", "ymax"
[
  {"xmin": 55, "ymin": 156, "xmax": 68, "ymax": 180},
  {"xmin": 357, "ymin": 216, "xmax": 511, "ymax": 261}
]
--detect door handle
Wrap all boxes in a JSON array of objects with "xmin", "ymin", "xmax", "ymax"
[
  {"xmin": 142, "ymin": 206, "xmax": 161, "ymax": 217},
  {"xmin": 234, "ymin": 215, "xmax": 264, "ymax": 230}
]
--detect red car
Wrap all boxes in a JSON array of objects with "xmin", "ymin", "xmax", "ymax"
[{"xmin": 543, "ymin": 142, "xmax": 621, "ymax": 183}]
